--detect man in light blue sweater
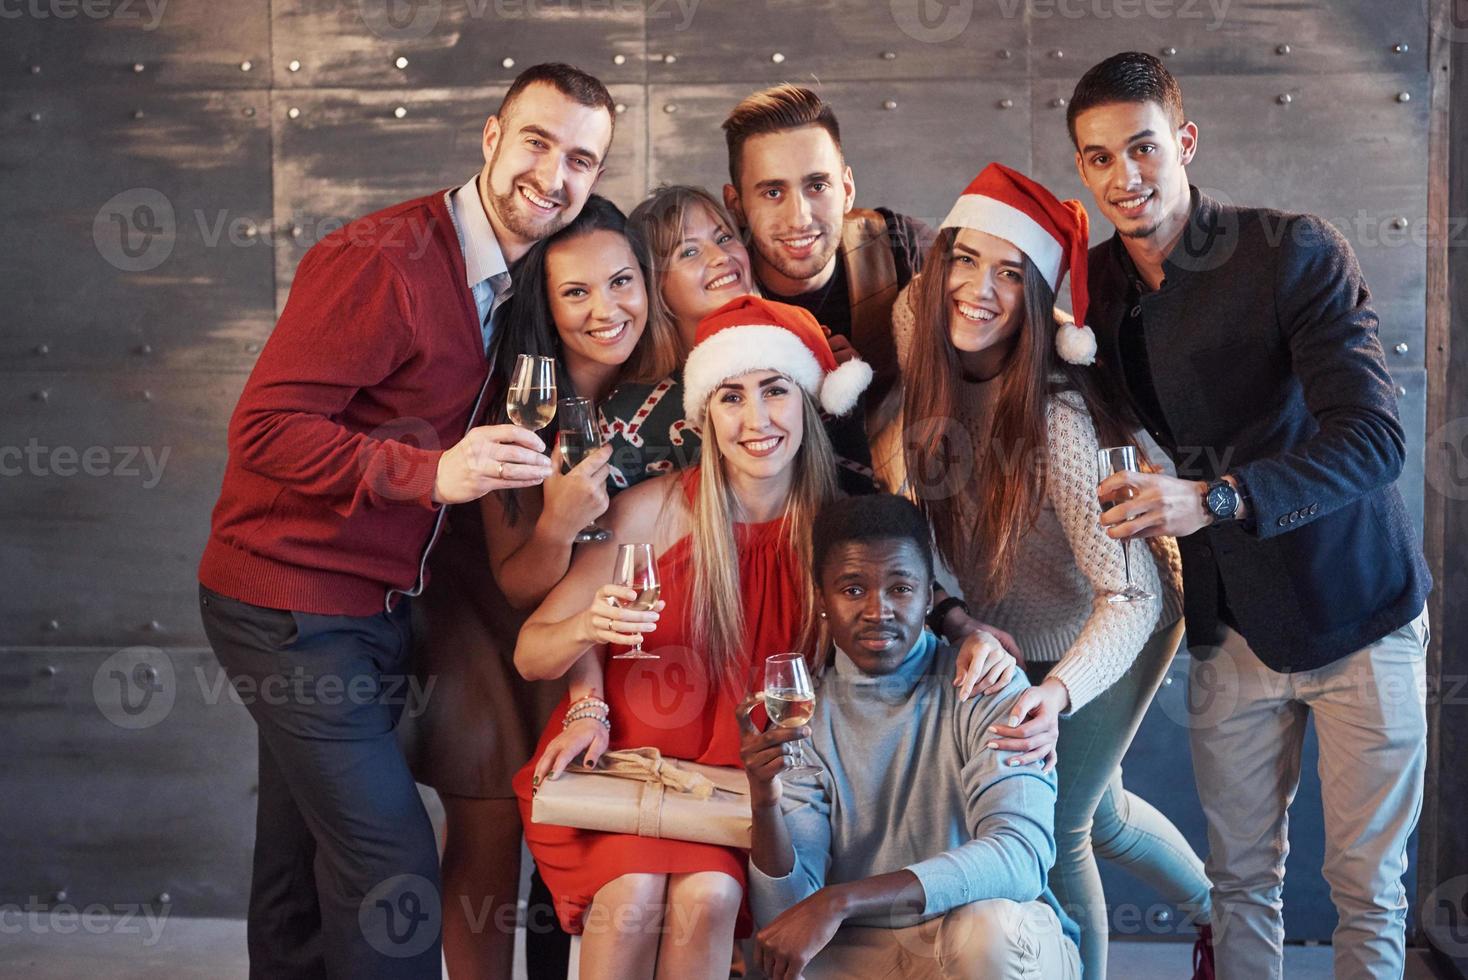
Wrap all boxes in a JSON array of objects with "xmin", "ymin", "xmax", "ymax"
[{"xmin": 740, "ymin": 494, "xmax": 1081, "ymax": 979}]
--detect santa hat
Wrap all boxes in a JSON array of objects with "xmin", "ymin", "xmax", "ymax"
[
  {"xmin": 681, "ymin": 295, "xmax": 873, "ymax": 426},
  {"xmin": 940, "ymin": 163, "xmax": 1097, "ymax": 365}
]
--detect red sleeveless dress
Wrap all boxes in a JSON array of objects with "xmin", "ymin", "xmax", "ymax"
[{"xmin": 512, "ymin": 470, "xmax": 803, "ymax": 935}]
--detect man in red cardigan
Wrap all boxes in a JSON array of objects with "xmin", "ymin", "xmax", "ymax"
[{"xmin": 198, "ymin": 64, "xmax": 614, "ymax": 979}]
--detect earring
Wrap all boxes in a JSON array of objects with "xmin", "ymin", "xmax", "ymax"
[{"xmin": 819, "ymin": 611, "xmax": 827, "ymax": 619}]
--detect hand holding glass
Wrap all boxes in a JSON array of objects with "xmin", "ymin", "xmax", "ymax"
[
  {"xmin": 557, "ymin": 397, "xmax": 611, "ymax": 543},
  {"xmin": 610, "ymin": 543, "xmax": 660, "ymax": 660},
  {"xmin": 507, "ymin": 354, "xmax": 557, "ymax": 431},
  {"xmin": 758, "ymin": 653, "xmax": 822, "ymax": 778},
  {"xmin": 1097, "ymin": 446, "xmax": 1154, "ymax": 604}
]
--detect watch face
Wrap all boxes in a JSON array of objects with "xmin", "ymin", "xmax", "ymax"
[{"xmin": 1207, "ymin": 482, "xmax": 1238, "ymax": 519}]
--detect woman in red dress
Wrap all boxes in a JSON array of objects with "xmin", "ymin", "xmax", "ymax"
[{"xmin": 511, "ymin": 295, "xmax": 873, "ymax": 978}]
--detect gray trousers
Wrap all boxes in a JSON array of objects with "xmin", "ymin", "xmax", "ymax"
[{"xmin": 1188, "ymin": 610, "xmax": 1428, "ymax": 980}]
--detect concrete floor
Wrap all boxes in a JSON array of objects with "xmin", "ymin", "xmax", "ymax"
[{"xmin": 2, "ymin": 913, "xmax": 1447, "ymax": 979}]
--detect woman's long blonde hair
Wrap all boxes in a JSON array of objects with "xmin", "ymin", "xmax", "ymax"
[{"xmin": 684, "ymin": 387, "xmax": 838, "ymax": 691}]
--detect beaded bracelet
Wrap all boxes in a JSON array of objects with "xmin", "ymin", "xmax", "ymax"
[
  {"xmin": 562, "ymin": 711, "xmax": 610, "ymax": 731},
  {"xmin": 567, "ymin": 695, "xmax": 610, "ymax": 714}
]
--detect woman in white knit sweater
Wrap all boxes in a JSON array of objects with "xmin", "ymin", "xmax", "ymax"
[{"xmin": 870, "ymin": 164, "xmax": 1213, "ymax": 980}]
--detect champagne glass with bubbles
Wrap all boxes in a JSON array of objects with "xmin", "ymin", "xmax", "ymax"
[
  {"xmin": 557, "ymin": 397, "xmax": 611, "ymax": 543},
  {"xmin": 1097, "ymin": 446, "xmax": 1154, "ymax": 604},
  {"xmin": 760, "ymin": 653, "xmax": 822, "ymax": 778},
  {"xmin": 611, "ymin": 543, "xmax": 660, "ymax": 660},
  {"xmin": 507, "ymin": 354, "xmax": 557, "ymax": 431}
]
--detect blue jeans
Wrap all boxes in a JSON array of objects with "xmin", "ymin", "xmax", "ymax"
[{"xmin": 1028, "ymin": 618, "xmax": 1212, "ymax": 980}]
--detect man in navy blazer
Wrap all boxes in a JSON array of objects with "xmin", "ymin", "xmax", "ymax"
[{"xmin": 1066, "ymin": 52, "xmax": 1431, "ymax": 980}]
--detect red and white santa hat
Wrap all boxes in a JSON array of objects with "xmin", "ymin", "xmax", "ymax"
[
  {"xmin": 940, "ymin": 162, "xmax": 1097, "ymax": 365},
  {"xmin": 681, "ymin": 295, "xmax": 873, "ymax": 427}
]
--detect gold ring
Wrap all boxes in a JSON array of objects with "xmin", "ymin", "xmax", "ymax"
[{"xmin": 497, "ymin": 460, "xmax": 505, "ymax": 479}]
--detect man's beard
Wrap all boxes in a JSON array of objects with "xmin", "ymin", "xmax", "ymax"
[
  {"xmin": 487, "ymin": 145, "xmax": 570, "ymax": 241},
  {"xmin": 753, "ymin": 223, "xmax": 841, "ymax": 288},
  {"xmin": 1120, "ymin": 220, "xmax": 1163, "ymax": 240}
]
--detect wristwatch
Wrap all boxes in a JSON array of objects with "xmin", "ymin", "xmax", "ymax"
[{"xmin": 1203, "ymin": 478, "xmax": 1243, "ymax": 523}]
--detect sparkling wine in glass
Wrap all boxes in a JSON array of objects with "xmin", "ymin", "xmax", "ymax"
[
  {"xmin": 1097, "ymin": 446, "xmax": 1154, "ymax": 604},
  {"xmin": 557, "ymin": 397, "xmax": 611, "ymax": 543},
  {"xmin": 507, "ymin": 354, "xmax": 557, "ymax": 431},
  {"xmin": 611, "ymin": 543, "xmax": 660, "ymax": 660},
  {"xmin": 761, "ymin": 653, "xmax": 822, "ymax": 778}
]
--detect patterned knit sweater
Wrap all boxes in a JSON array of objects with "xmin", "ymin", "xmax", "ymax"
[{"xmin": 870, "ymin": 283, "xmax": 1184, "ymax": 713}]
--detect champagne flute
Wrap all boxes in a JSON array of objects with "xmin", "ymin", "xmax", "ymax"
[
  {"xmin": 557, "ymin": 397, "xmax": 611, "ymax": 543},
  {"xmin": 1097, "ymin": 446, "xmax": 1154, "ymax": 604},
  {"xmin": 610, "ymin": 543, "xmax": 660, "ymax": 660},
  {"xmin": 760, "ymin": 653, "xmax": 822, "ymax": 778},
  {"xmin": 507, "ymin": 354, "xmax": 557, "ymax": 431}
]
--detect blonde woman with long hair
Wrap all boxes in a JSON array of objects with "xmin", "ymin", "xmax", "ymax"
[{"xmin": 511, "ymin": 296, "xmax": 867, "ymax": 979}]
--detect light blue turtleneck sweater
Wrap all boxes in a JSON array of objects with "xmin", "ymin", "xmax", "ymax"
[{"xmin": 748, "ymin": 630, "xmax": 1079, "ymax": 945}]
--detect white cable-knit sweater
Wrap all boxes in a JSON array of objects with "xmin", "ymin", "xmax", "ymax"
[{"xmin": 870, "ymin": 283, "xmax": 1184, "ymax": 713}]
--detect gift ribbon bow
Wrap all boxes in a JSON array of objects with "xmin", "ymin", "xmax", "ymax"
[{"xmin": 570, "ymin": 747, "xmax": 747, "ymax": 839}]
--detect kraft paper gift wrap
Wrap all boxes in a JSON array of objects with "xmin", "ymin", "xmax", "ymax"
[{"xmin": 531, "ymin": 746, "xmax": 753, "ymax": 848}]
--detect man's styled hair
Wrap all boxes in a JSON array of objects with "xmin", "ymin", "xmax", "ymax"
[
  {"xmin": 811, "ymin": 494, "xmax": 935, "ymax": 583},
  {"xmin": 497, "ymin": 62, "xmax": 616, "ymax": 134},
  {"xmin": 1066, "ymin": 51, "xmax": 1185, "ymax": 146},
  {"xmin": 721, "ymin": 84, "xmax": 843, "ymax": 189}
]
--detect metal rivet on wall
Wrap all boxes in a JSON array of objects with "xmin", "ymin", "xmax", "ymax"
[
  {"xmin": 287, "ymin": 106, "xmax": 301, "ymax": 119},
  {"xmin": 395, "ymin": 56, "xmax": 409, "ymax": 69},
  {"xmin": 157, "ymin": 892, "xmax": 172, "ymax": 905},
  {"xmin": 998, "ymin": 48, "xmax": 1014, "ymax": 60},
  {"xmin": 288, "ymin": 59, "xmax": 301, "ymax": 72},
  {"xmin": 770, "ymin": 52, "xmax": 785, "ymax": 64},
  {"xmin": 136, "ymin": 344, "xmax": 153, "ymax": 355},
  {"xmin": 30, "ymin": 64, "xmax": 42, "ymax": 74},
  {"xmin": 35, "ymin": 343, "xmax": 49, "ymax": 355},
  {"xmin": 1397, "ymin": 385, "xmax": 1408, "ymax": 397},
  {"xmin": 393, "ymin": 106, "xmax": 407, "ymax": 119},
  {"xmin": 46, "ymin": 619, "xmax": 60, "ymax": 631},
  {"xmin": 246, "ymin": 343, "xmax": 261, "ymax": 353},
  {"xmin": 141, "ymin": 390, "xmax": 153, "ymax": 401},
  {"xmin": 1393, "ymin": 43, "xmax": 1409, "ymax": 54},
  {"xmin": 1276, "ymin": 93, "xmax": 1293, "ymax": 105},
  {"xmin": 614, "ymin": 103, "xmax": 627, "ymax": 115},
  {"xmin": 53, "ymin": 890, "xmax": 67, "ymax": 903},
  {"xmin": 1276, "ymin": 44, "xmax": 1291, "ymax": 55},
  {"xmin": 1049, "ymin": 49, "xmax": 1064, "ymax": 59},
  {"xmin": 1394, "ymin": 343, "xmax": 1409, "ymax": 355},
  {"xmin": 132, "ymin": 62, "xmax": 145, "ymax": 73},
  {"xmin": 663, "ymin": 103, "xmax": 678, "ymax": 113},
  {"xmin": 41, "ymin": 664, "xmax": 57, "ymax": 677},
  {"xmin": 611, "ymin": 54, "xmax": 626, "ymax": 66},
  {"xmin": 501, "ymin": 57, "xmax": 515, "ymax": 69},
  {"xmin": 662, "ymin": 54, "xmax": 677, "ymax": 65},
  {"xmin": 882, "ymin": 99, "xmax": 897, "ymax": 110},
  {"xmin": 881, "ymin": 50, "xmax": 896, "ymax": 60},
  {"xmin": 1051, "ymin": 97, "xmax": 1067, "ymax": 108},
  {"xmin": 243, "ymin": 221, "xmax": 258, "ymax": 238},
  {"xmin": 29, "ymin": 111, "xmax": 42, "ymax": 123},
  {"xmin": 33, "ymin": 389, "xmax": 49, "ymax": 403},
  {"xmin": 243, "ymin": 106, "xmax": 256, "ymax": 117},
  {"xmin": 1160, "ymin": 46, "xmax": 1177, "ymax": 57},
  {"xmin": 240, "ymin": 60, "xmax": 252, "ymax": 72},
  {"xmin": 1396, "ymin": 91, "xmax": 1412, "ymax": 103},
  {"xmin": 1163, "ymin": 675, "xmax": 1174, "ymax": 686},
  {"xmin": 997, "ymin": 98, "xmax": 1014, "ymax": 110},
  {"xmin": 1392, "ymin": 216, "xmax": 1408, "ymax": 230},
  {"xmin": 147, "ymin": 621, "xmax": 163, "ymax": 633},
  {"xmin": 290, "ymin": 224, "xmax": 303, "ymax": 239},
  {"xmin": 132, "ymin": 109, "xmax": 145, "ymax": 120}
]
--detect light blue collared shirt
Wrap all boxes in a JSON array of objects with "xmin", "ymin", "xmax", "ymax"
[{"xmin": 447, "ymin": 173, "xmax": 512, "ymax": 354}]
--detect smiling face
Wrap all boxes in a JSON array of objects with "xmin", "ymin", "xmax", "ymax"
[
  {"xmin": 545, "ymin": 228, "xmax": 649, "ymax": 376},
  {"xmin": 1072, "ymin": 99, "xmax": 1196, "ymax": 246},
  {"xmin": 946, "ymin": 227, "xmax": 1026, "ymax": 367},
  {"xmin": 724, "ymin": 125, "xmax": 855, "ymax": 295},
  {"xmin": 705, "ymin": 370, "xmax": 805, "ymax": 483},
  {"xmin": 482, "ymin": 82, "xmax": 613, "ymax": 253},
  {"xmin": 659, "ymin": 203, "xmax": 753, "ymax": 343},
  {"xmin": 817, "ymin": 538, "xmax": 932, "ymax": 675}
]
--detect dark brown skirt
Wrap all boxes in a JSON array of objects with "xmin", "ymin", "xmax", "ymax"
[{"xmin": 399, "ymin": 500, "xmax": 564, "ymax": 799}]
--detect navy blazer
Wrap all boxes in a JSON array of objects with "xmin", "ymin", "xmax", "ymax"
[{"xmin": 1087, "ymin": 188, "xmax": 1430, "ymax": 672}]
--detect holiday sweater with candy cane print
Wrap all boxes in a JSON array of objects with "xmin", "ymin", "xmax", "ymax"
[{"xmin": 870, "ymin": 281, "xmax": 1184, "ymax": 714}]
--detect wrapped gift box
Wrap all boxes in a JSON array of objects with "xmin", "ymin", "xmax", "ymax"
[{"xmin": 531, "ymin": 747, "xmax": 753, "ymax": 848}]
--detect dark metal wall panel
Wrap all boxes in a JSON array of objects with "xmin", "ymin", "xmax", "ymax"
[
  {"xmin": 0, "ymin": 647, "xmax": 255, "ymax": 917},
  {"xmin": 645, "ymin": 0, "xmax": 1030, "ymax": 83},
  {"xmin": 0, "ymin": 372, "xmax": 241, "ymax": 648},
  {"xmin": 0, "ymin": 88, "xmax": 276, "ymax": 372},
  {"xmin": 269, "ymin": 83, "xmax": 647, "ymax": 306},
  {"xmin": 648, "ymin": 79, "xmax": 1032, "ymax": 228},
  {"xmin": 269, "ymin": 0, "xmax": 647, "ymax": 89},
  {"xmin": 3, "ymin": 0, "xmax": 270, "ymax": 89}
]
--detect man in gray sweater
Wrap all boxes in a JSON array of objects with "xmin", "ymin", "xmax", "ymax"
[{"xmin": 740, "ymin": 494, "xmax": 1080, "ymax": 979}]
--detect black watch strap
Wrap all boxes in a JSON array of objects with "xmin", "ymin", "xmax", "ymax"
[{"xmin": 927, "ymin": 596, "xmax": 968, "ymax": 637}]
